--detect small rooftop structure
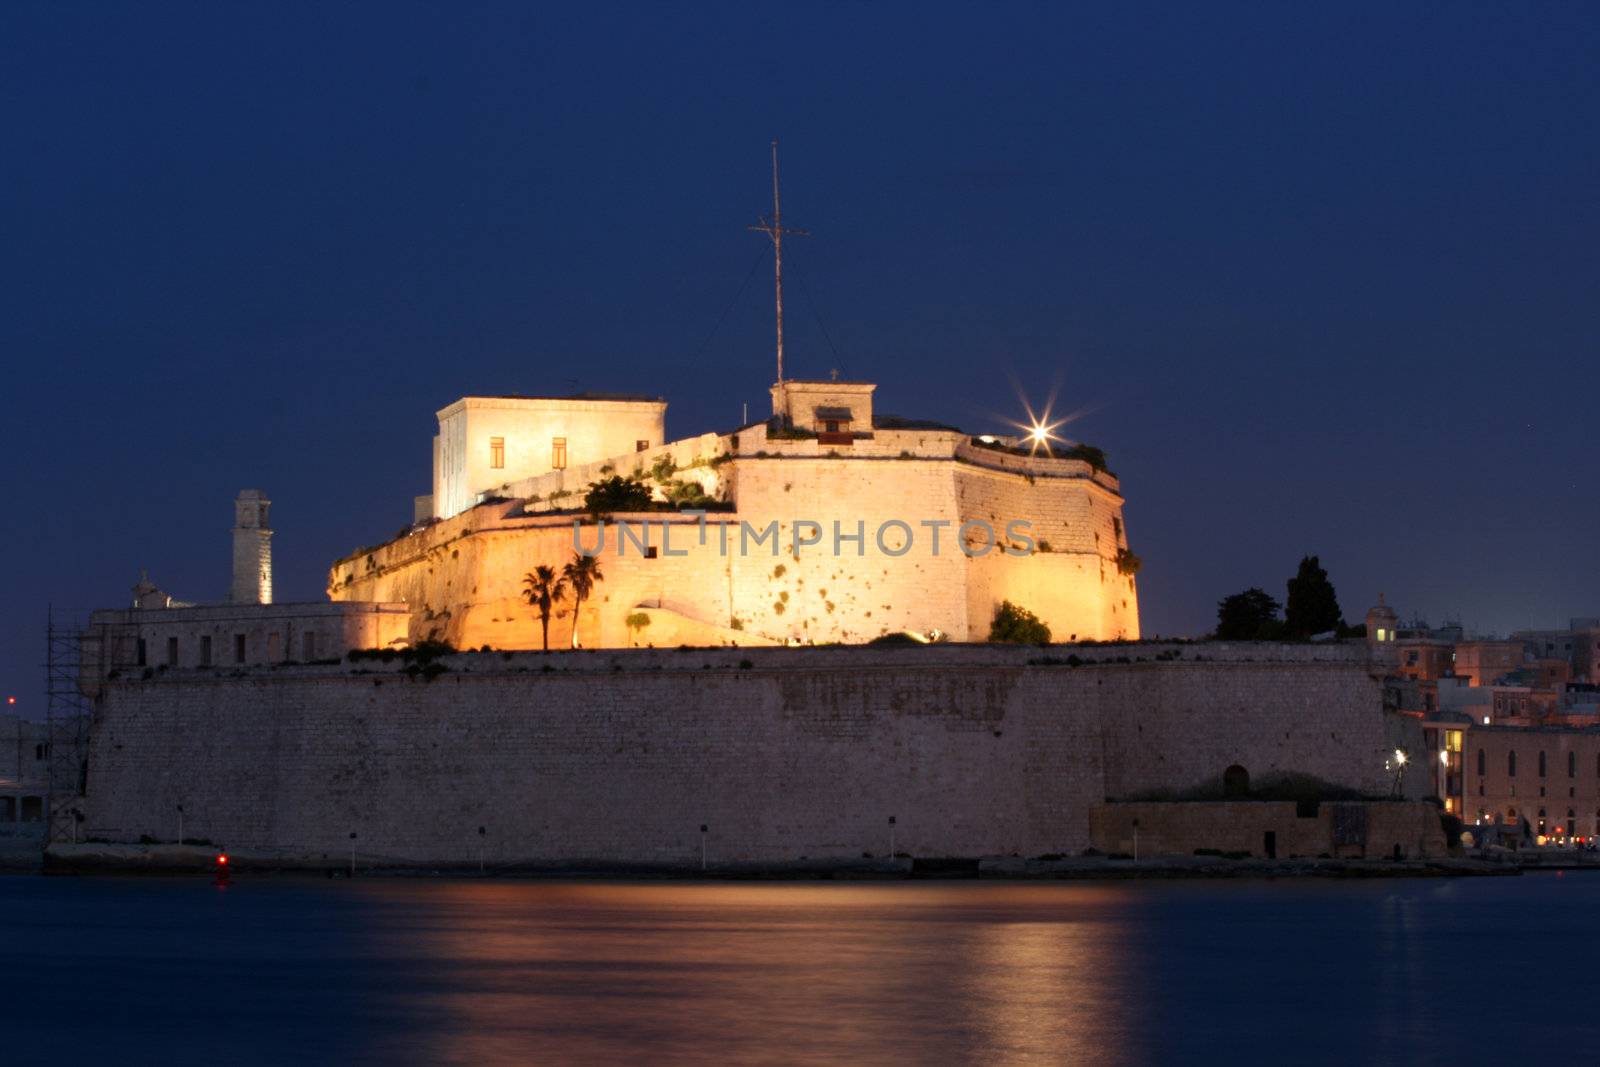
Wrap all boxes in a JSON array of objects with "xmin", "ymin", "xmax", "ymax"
[{"xmin": 769, "ymin": 379, "xmax": 875, "ymax": 436}]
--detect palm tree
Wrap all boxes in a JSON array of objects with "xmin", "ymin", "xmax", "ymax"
[
  {"xmin": 521, "ymin": 565, "xmax": 567, "ymax": 651},
  {"xmin": 562, "ymin": 552, "xmax": 604, "ymax": 648}
]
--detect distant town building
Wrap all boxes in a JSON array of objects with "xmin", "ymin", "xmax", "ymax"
[{"xmin": 1369, "ymin": 596, "xmax": 1600, "ymax": 841}]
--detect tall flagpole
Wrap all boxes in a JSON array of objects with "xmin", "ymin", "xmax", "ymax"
[{"xmin": 749, "ymin": 141, "xmax": 808, "ymax": 390}]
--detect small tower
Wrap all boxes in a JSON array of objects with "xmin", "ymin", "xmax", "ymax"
[
  {"xmin": 231, "ymin": 490, "xmax": 272, "ymax": 605},
  {"xmin": 1365, "ymin": 593, "xmax": 1398, "ymax": 644}
]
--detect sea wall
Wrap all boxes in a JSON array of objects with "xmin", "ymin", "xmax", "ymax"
[{"xmin": 80, "ymin": 643, "xmax": 1426, "ymax": 867}]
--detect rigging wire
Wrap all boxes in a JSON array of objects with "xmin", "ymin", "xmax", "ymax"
[
  {"xmin": 689, "ymin": 246, "xmax": 769, "ymax": 365},
  {"xmin": 789, "ymin": 254, "xmax": 844, "ymax": 369}
]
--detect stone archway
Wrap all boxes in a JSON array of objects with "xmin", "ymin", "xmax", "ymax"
[{"xmin": 1223, "ymin": 764, "xmax": 1250, "ymax": 798}]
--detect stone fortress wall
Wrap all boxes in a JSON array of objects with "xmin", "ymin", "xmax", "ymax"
[
  {"xmin": 329, "ymin": 417, "xmax": 1140, "ymax": 650},
  {"xmin": 80, "ymin": 642, "xmax": 1428, "ymax": 866}
]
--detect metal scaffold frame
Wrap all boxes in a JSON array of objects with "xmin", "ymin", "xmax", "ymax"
[{"xmin": 44, "ymin": 610, "xmax": 96, "ymax": 845}]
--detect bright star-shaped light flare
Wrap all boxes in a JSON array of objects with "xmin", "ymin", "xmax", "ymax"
[{"xmin": 1011, "ymin": 393, "xmax": 1069, "ymax": 457}]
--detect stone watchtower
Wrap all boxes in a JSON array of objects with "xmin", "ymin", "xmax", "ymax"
[
  {"xmin": 231, "ymin": 490, "xmax": 272, "ymax": 605},
  {"xmin": 1365, "ymin": 593, "xmax": 1398, "ymax": 644}
]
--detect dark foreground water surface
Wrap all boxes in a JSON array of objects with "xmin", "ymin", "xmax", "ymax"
[{"xmin": 1, "ymin": 873, "xmax": 1594, "ymax": 1065}]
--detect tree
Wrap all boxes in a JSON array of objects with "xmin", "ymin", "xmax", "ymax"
[
  {"xmin": 562, "ymin": 552, "xmax": 605, "ymax": 648},
  {"xmin": 1285, "ymin": 555, "xmax": 1343, "ymax": 637},
  {"xmin": 989, "ymin": 600, "xmax": 1052, "ymax": 644},
  {"xmin": 521, "ymin": 565, "xmax": 566, "ymax": 651},
  {"xmin": 1215, "ymin": 588, "xmax": 1282, "ymax": 640},
  {"xmin": 583, "ymin": 475, "xmax": 654, "ymax": 517}
]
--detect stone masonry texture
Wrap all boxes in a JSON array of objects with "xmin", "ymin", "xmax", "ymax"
[{"xmin": 81, "ymin": 643, "xmax": 1426, "ymax": 867}]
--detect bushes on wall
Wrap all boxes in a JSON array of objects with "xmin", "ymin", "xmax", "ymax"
[
  {"xmin": 583, "ymin": 475, "xmax": 654, "ymax": 516},
  {"xmin": 989, "ymin": 601, "xmax": 1052, "ymax": 644}
]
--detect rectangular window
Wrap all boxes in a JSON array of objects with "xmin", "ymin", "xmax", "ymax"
[
  {"xmin": 234, "ymin": 633, "xmax": 246, "ymax": 664},
  {"xmin": 136, "ymin": 638, "xmax": 147, "ymax": 667},
  {"xmin": 552, "ymin": 437, "xmax": 567, "ymax": 469},
  {"xmin": 489, "ymin": 437, "xmax": 505, "ymax": 469},
  {"xmin": 268, "ymin": 632, "xmax": 281, "ymax": 662},
  {"xmin": 200, "ymin": 635, "xmax": 212, "ymax": 666},
  {"xmin": 167, "ymin": 636, "xmax": 179, "ymax": 667},
  {"xmin": 303, "ymin": 631, "xmax": 317, "ymax": 660},
  {"xmin": 636, "ymin": 440, "xmax": 649, "ymax": 452}
]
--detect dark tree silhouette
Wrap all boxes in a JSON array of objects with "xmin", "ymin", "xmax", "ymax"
[
  {"xmin": 1215, "ymin": 588, "xmax": 1282, "ymax": 640},
  {"xmin": 1285, "ymin": 555, "xmax": 1343, "ymax": 637}
]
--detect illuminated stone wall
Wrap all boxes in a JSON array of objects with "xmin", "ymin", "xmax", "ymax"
[
  {"xmin": 330, "ymin": 421, "xmax": 1139, "ymax": 649},
  {"xmin": 79, "ymin": 643, "xmax": 1425, "ymax": 865}
]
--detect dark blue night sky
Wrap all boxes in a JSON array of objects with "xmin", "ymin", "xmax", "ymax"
[{"xmin": 4, "ymin": 3, "xmax": 1598, "ymax": 710}]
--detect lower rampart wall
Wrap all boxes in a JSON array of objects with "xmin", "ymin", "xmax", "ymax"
[{"xmin": 81, "ymin": 643, "xmax": 1427, "ymax": 867}]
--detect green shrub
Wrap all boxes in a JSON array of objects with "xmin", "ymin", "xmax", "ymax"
[
  {"xmin": 583, "ymin": 475, "xmax": 654, "ymax": 516},
  {"xmin": 989, "ymin": 600, "xmax": 1052, "ymax": 644},
  {"xmin": 649, "ymin": 455, "xmax": 677, "ymax": 482}
]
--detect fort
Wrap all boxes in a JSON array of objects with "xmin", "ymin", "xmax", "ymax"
[
  {"xmin": 30, "ymin": 137, "xmax": 1442, "ymax": 866},
  {"xmin": 41, "ymin": 372, "xmax": 1447, "ymax": 870}
]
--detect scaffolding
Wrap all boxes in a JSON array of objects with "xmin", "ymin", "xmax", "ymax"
[{"xmin": 43, "ymin": 610, "xmax": 97, "ymax": 845}]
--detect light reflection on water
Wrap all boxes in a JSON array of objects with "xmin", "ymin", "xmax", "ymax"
[
  {"xmin": 2, "ymin": 875, "xmax": 1597, "ymax": 1065},
  {"xmin": 390, "ymin": 884, "xmax": 1135, "ymax": 1065}
]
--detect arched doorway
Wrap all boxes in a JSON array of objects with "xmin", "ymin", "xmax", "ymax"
[{"xmin": 1223, "ymin": 764, "xmax": 1250, "ymax": 798}]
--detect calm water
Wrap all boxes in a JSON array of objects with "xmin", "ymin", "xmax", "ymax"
[{"xmin": 1, "ymin": 873, "xmax": 1594, "ymax": 1065}]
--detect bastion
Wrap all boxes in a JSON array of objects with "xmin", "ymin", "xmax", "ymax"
[
  {"xmin": 327, "ymin": 379, "xmax": 1142, "ymax": 650},
  {"xmin": 79, "ymin": 642, "xmax": 1428, "ymax": 868}
]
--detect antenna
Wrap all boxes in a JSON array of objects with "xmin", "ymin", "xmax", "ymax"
[{"xmin": 748, "ymin": 140, "xmax": 809, "ymax": 387}]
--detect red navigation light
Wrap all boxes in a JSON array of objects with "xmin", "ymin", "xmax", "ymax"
[
  {"xmin": 5, "ymin": 696, "xmax": 15, "ymax": 705},
  {"xmin": 216, "ymin": 854, "xmax": 229, "ymax": 866}
]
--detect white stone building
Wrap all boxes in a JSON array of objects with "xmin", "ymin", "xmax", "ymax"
[{"xmin": 427, "ymin": 393, "xmax": 667, "ymax": 521}]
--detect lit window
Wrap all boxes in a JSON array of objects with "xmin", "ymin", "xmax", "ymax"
[
  {"xmin": 489, "ymin": 437, "xmax": 505, "ymax": 469},
  {"xmin": 552, "ymin": 437, "xmax": 567, "ymax": 469}
]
